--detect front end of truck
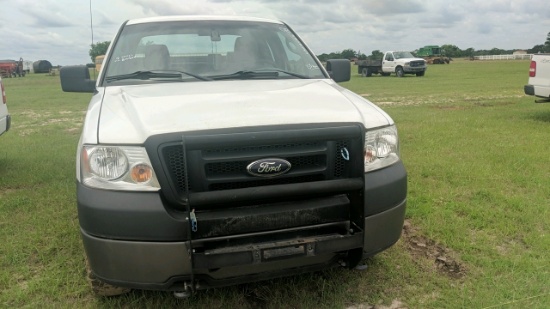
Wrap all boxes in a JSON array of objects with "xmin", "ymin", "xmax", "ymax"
[{"xmin": 62, "ymin": 16, "xmax": 407, "ymax": 295}]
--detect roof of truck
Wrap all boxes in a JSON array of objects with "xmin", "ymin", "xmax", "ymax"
[{"xmin": 126, "ymin": 15, "xmax": 283, "ymax": 25}]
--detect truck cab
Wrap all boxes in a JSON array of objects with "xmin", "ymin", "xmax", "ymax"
[
  {"xmin": 382, "ymin": 51, "xmax": 427, "ymax": 77},
  {"xmin": 0, "ymin": 77, "xmax": 11, "ymax": 137}
]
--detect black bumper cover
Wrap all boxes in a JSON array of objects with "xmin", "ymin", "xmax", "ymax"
[{"xmin": 78, "ymin": 161, "xmax": 407, "ymax": 290}]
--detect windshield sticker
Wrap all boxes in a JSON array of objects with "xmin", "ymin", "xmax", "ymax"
[
  {"xmin": 113, "ymin": 54, "xmax": 138, "ymax": 63},
  {"xmin": 306, "ymin": 63, "xmax": 319, "ymax": 70},
  {"xmin": 279, "ymin": 27, "xmax": 290, "ymax": 33}
]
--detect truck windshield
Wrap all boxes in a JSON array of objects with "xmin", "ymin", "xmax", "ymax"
[
  {"xmin": 102, "ymin": 20, "xmax": 325, "ymax": 85},
  {"xmin": 393, "ymin": 52, "xmax": 415, "ymax": 59}
]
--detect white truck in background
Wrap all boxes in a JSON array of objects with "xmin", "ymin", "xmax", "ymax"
[
  {"xmin": 524, "ymin": 54, "xmax": 550, "ymax": 103},
  {"xmin": 356, "ymin": 51, "xmax": 427, "ymax": 77},
  {"xmin": 0, "ymin": 77, "xmax": 11, "ymax": 136}
]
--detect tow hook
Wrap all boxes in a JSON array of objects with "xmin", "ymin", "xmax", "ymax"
[{"xmin": 173, "ymin": 282, "xmax": 193, "ymax": 299}]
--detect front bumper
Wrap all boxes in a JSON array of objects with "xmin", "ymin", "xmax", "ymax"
[
  {"xmin": 79, "ymin": 161, "xmax": 407, "ymax": 290},
  {"xmin": 404, "ymin": 66, "xmax": 426, "ymax": 73}
]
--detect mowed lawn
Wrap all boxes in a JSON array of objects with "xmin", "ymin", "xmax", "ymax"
[{"xmin": 0, "ymin": 60, "xmax": 548, "ymax": 308}]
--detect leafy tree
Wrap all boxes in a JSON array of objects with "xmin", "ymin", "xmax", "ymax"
[
  {"xmin": 464, "ymin": 48, "xmax": 475, "ymax": 57},
  {"xmin": 488, "ymin": 47, "xmax": 505, "ymax": 55},
  {"xmin": 368, "ymin": 50, "xmax": 384, "ymax": 60},
  {"xmin": 340, "ymin": 49, "xmax": 357, "ymax": 60},
  {"xmin": 440, "ymin": 44, "xmax": 462, "ymax": 57},
  {"xmin": 528, "ymin": 44, "xmax": 547, "ymax": 54},
  {"xmin": 89, "ymin": 41, "xmax": 111, "ymax": 63}
]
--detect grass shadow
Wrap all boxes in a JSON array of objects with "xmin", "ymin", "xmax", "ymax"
[{"xmin": 529, "ymin": 110, "xmax": 550, "ymax": 123}]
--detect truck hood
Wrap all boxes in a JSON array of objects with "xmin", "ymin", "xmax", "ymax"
[
  {"xmin": 96, "ymin": 79, "xmax": 391, "ymax": 144},
  {"xmin": 400, "ymin": 57, "xmax": 425, "ymax": 62}
]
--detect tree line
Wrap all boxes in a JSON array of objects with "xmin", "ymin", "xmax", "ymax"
[
  {"xmin": 317, "ymin": 32, "xmax": 550, "ymax": 62},
  {"xmin": 90, "ymin": 32, "xmax": 550, "ymax": 63}
]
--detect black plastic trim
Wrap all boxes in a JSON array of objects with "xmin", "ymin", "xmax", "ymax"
[
  {"xmin": 77, "ymin": 183, "xmax": 189, "ymax": 241},
  {"xmin": 524, "ymin": 84, "xmax": 535, "ymax": 96},
  {"xmin": 364, "ymin": 161, "xmax": 407, "ymax": 216}
]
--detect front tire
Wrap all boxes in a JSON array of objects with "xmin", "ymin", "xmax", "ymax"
[{"xmin": 395, "ymin": 67, "xmax": 404, "ymax": 77}]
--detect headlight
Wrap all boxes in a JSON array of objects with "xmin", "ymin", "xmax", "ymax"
[
  {"xmin": 364, "ymin": 125, "xmax": 400, "ymax": 172},
  {"xmin": 81, "ymin": 145, "xmax": 160, "ymax": 191}
]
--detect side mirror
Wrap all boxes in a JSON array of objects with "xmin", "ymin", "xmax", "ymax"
[
  {"xmin": 60, "ymin": 65, "xmax": 95, "ymax": 93},
  {"xmin": 325, "ymin": 59, "xmax": 350, "ymax": 82}
]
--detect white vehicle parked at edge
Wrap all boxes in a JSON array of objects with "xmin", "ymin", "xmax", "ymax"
[
  {"xmin": 0, "ymin": 77, "xmax": 11, "ymax": 136},
  {"xmin": 524, "ymin": 54, "xmax": 550, "ymax": 103}
]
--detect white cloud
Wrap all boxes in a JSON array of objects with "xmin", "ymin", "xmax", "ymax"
[{"xmin": 0, "ymin": 0, "xmax": 547, "ymax": 65}]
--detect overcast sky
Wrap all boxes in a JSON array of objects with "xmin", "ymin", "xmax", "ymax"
[{"xmin": 1, "ymin": 0, "xmax": 549, "ymax": 66}]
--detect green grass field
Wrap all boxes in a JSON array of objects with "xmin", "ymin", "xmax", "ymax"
[{"xmin": 1, "ymin": 60, "xmax": 549, "ymax": 308}]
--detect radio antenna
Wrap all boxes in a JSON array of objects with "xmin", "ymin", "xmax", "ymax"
[
  {"xmin": 89, "ymin": 0, "xmax": 96, "ymax": 78},
  {"xmin": 89, "ymin": 0, "xmax": 94, "ymax": 45}
]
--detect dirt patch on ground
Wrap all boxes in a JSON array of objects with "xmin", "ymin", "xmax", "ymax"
[
  {"xmin": 402, "ymin": 220, "xmax": 466, "ymax": 279},
  {"xmin": 346, "ymin": 299, "xmax": 408, "ymax": 309}
]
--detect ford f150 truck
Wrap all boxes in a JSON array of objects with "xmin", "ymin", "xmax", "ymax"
[
  {"xmin": 0, "ymin": 77, "xmax": 11, "ymax": 136},
  {"xmin": 356, "ymin": 51, "xmax": 427, "ymax": 77},
  {"xmin": 59, "ymin": 16, "xmax": 407, "ymax": 297},
  {"xmin": 524, "ymin": 54, "xmax": 550, "ymax": 103}
]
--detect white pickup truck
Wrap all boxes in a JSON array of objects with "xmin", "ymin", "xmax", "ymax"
[
  {"xmin": 356, "ymin": 51, "xmax": 427, "ymax": 77},
  {"xmin": 0, "ymin": 77, "xmax": 11, "ymax": 136},
  {"xmin": 59, "ymin": 15, "xmax": 407, "ymax": 297},
  {"xmin": 525, "ymin": 54, "xmax": 550, "ymax": 103}
]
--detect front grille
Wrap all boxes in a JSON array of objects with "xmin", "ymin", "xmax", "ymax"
[
  {"xmin": 151, "ymin": 125, "xmax": 364, "ymax": 206},
  {"xmin": 162, "ymin": 141, "xmax": 346, "ymax": 194},
  {"xmin": 410, "ymin": 60, "xmax": 425, "ymax": 67},
  {"xmin": 210, "ymin": 174, "xmax": 324, "ymax": 191},
  {"xmin": 205, "ymin": 155, "xmax": 325, "ymax": 176},
  {"xmin": 164, "ymin": 146, "xmax": 190, "ymax": 192}
]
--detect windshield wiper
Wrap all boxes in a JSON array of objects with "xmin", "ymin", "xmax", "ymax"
[
  {"xmin": 105, "ymin": 70, "xmax": 211, "ymax": 82},
  {"xmin": 256, "ymin": 69, "xmax": 311, "ymax": 79},
  {"xmin": 210, "ymin": 70, "xmax": 279, "ymax": 81}
]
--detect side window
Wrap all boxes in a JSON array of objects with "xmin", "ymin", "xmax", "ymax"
[{"xmin": 385, "ymin": 53, "xmax": 393, "ymax": 61}]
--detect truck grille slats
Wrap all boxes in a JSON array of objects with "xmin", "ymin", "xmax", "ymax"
[
  {"xmin": 163, "ymin": 142, "xmax": 345, "ymax": 193},
  {"xmin": 150, "ymin": 125, "xmax": 364, "ymax": 207}
]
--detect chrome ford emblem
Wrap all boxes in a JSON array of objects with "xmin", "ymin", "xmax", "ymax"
[
  {"xmin": 340, "ymin": 147, "xmax": 350, "ymax": 161},
  {"xmin": 247, "ymin": 158, "xmax": 291, "ymax": 177}
]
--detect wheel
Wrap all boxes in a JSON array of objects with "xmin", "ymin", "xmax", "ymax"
[
  {"xmin": 395, "ymin": 67, "xmax": 404, "ymax": 77},
  {"xmin": 362, "ymin": 67, "xmax": 372, "ymax": 77},
  {"xmin": 416, "ymin": 71, "xmax": 425, "ymax": 77},
  {"xmin": 86, "ymin": 258, "xmax": 130, "ymax": 296}
]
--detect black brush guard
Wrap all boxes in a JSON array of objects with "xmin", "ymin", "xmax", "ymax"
[{"xmin": 145, "ymin": 124, "xmax": 366, "ymax": 276}]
